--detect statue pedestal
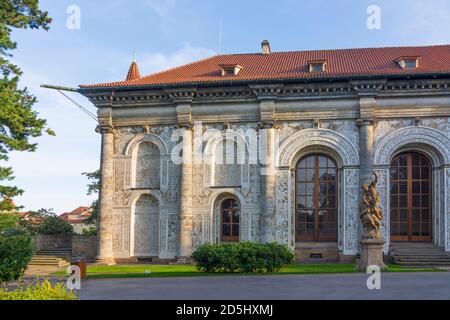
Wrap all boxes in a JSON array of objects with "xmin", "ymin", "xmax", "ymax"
[{"xmin": 358, "ymin": 239, "xmax": 386, "ymax": 271}]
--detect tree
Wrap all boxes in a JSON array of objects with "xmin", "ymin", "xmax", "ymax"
[
  {"xmin": 18, "ymin": 208, "xmax": 53, "ymax": 235},
  {"xmin": 36, "ymin": 216, "xmax": 73, "ymax": 236},
  {"xmin": 82, "ymin": 170, "xmax": 100, "ymax": 225},
  {"xmin": 0, "ymin": 1, "xmax": 53, "ymax": 209},
  {"xmin": 0, "ymin": 212, "xmax": 18, "ymax": 232}
]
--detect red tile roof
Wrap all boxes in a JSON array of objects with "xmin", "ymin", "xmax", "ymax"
[{"xmin": 80, "ymin": 44, "xmax": 450, "ymax": 89}]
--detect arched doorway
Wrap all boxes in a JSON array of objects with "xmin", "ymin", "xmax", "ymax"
[
  {"xmin": 390, "ymin": 152, "xmax": 432, "ymax": 242},
  {"xmin": 221, "ymin": 198, "xmax": 240, "ymax": 242},
  {"xmin": 295, "ymin": 154, "xmax": 338, "ymax": 242}
]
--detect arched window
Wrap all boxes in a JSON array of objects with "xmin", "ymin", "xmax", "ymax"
[
  {"xmin": 296, "ymin": 154, "xmax": 338, "ymax": 242},
  {"xmin": 390, "ymin": 152, "xmax": 432, "ymax": 242},
  {"xmin": 221, "ymin": 199, "xmax": 240, "ymax": 242}
]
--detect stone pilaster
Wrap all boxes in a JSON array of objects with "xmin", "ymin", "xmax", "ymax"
[
  {"xmin": 358, "ymin": 119, "xmax": 375, "ymax": 186},
  {"xmin": 97, "ymin": 126, "xmax": 115, "ymax": 263},
  {"xmin": 260, "ymin": 124, "xmax": 276, "ymax": 243},
  {"xmin": 177, "ymin": 102, "xmax": 194, "ymax": 258},
  {"xmin": 357, "ymin": 97, "xmax": 377, "ymax": 186}
]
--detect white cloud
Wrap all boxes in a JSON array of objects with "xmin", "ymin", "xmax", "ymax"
[
  {"xmin": 145, "ymin": 0, "xmax": 177, "ymax": 18},
  {"xmin": 140, "ymin": 43, "xmax": 216, "ymax": 74}
]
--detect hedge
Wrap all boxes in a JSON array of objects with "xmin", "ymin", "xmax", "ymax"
[
  {"xmin": 0, "ymin": 229, "xmax": 33, "ymax": 283},
  {"xmin": 192, "ymin": 242, "xmax": 295, "ymax": 273}
]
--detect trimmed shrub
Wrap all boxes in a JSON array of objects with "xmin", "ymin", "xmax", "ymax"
[
  {"xmin": 192, "ymin": 242, "xmax": 294, "ymax": 273},
  {"xmin": 0, "ymin": 229, "xmax": 33, "ymax": 283},
  {"xmin": 0, "ymin": 280, "xmax": 78, "ymax": 300}
]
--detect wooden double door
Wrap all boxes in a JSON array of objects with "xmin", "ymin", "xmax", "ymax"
[{"xmin": 390, "ymin": 152, "xmax": 432, "ymax": 242}]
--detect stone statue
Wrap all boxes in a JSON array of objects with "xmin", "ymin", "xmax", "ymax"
[{"xmin": 359, "ymin": 172, "xmax": 384, "ymax": 240}]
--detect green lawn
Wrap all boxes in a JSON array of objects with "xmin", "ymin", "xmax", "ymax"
[{"xmin": 53, "ymin": 263, "xmax": 442, "ymax": 279}]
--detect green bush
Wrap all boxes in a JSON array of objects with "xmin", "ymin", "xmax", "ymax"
[
  {"xmin": 0, "ymin": 280, "xmax": 78, "ymax": 300},
  {"xmin": 0, "ymin": 229, "xmax": 33, "ymax": 283},
  {"xmin": 192, "ymin": 242, "xmax": 294, "ymax": 273},
  {"xmin": 0, "ymin": 213, "xmax": 19, "ymax": 232},
  {"xmin": 81, "ymin": 226, "xmax": 97, "ymax": 236},
  {"xmin": 36, "ymin": 217, "xmax": 74, "ymax": 235}
]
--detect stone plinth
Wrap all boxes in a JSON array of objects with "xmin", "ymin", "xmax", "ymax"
[{"xmin": 358, "ymin": 239, "xmax": 386, "ymax": 271}]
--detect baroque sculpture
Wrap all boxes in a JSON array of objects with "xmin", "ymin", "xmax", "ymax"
[{"xmin": 359, "ymin": 172, "xmax": 384, "ymax": 240}]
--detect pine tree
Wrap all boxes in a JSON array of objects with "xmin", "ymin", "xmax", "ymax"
[{"xmin": 0, "ymin": 0, "xmax": 53, "ymax": 211}]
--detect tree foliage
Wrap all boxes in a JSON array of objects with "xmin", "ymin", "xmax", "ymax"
[
  {"xmin": 0, "ymin": 0, "xmax": 53, "ymax": 208},
  {"xmin": 0, "ymin": 212, "xmax": 18, "ymax": 232},
  {"xmin": 82, "ymin": 170, "xmax": 100, "ymax": 225},
  {"xmin": 19, "ymin": 208, "xmax": 73, "ymax": 235}
]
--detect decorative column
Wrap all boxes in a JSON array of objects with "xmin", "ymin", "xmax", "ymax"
[
  {"xmin": 260, "ymin": 124, "xmax": 276, "ymax": 243},
  {"xmin": 176, "ymin": 103, "xmax": 194, "ymax": 259},
  {"xmin": 97, "ymin": 126, "xmax": 115, "ymax": 264}
]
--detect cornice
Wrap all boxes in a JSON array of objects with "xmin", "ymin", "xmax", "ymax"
[{"xmin": 84, "ymin": 78, "xmax": 450, "ymax": 108}]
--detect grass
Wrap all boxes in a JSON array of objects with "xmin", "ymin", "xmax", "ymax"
[{"xmin": 52, "ymin": 263, "xmax": 442, "ymax": 279}]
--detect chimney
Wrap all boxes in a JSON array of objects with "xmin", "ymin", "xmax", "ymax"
[{"xmin": 261, "ymin": 40, "xmax": 271, "ymax": 55}]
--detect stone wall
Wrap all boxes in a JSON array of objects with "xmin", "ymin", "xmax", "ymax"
[
  {"xmin": 33, "ymin": 235, "xmax": 72, "ymax": 251},
  {"xmin": 72, "ymin": 236, "xmax": 98, "ymax": 260},
  {"xmin": 32, "ymin": 236, "xmax": 97, "ymax": 260}
]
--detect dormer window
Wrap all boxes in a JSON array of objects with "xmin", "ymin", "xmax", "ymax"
[
  {"xmin": 308, "ymin": 60, "xmax": 327, "ymax": 72},
  {"xmin": 219, "ymin": 64, "xmax": 243, "ymax": 76},
  {"xmin": 396, "ymin": 56, "xmax": 420, "ymax": 69}
]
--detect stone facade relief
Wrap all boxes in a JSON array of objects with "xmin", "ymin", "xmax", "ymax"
[
  {"xmin": 278, "ymin": 121, "xmax": 314, "ymax": 145},
  {"xmin": 374, "ymin": 119, "xmax": 415, "ymax": 147},
  {"xmin": 343, "ymin": 169, "xmax": 360, "ymax": 255},
  {"xmin": 373, "ymin": 169, "xmax": 389, "ymax": 252},
  {"xmin": 136, "ymin": 142, "xmax": 161, "ymax": 189},
  {"xmin": 321, "ymin": 120, "xmax": 359, "ymax": 150},
  {"xmin": 108, "ymin": 112, "xmax": 450, "ymax": 259},
  {"xmin": 112, "ymin": 208, "xmax": 131, "ymax": 258},
  {"xmin": 167, "ymin": 214, "xmax": 178, "ymax": 253},
  {"xmin": 422, "ymin": 118, "xmax": 450, "ymax": 135},
  {"xmin": 275, "ymin": 170, "xmax": 290, "ymax": 245},
  {"xmin": 133, "ymin": 195, "xmax": 160, "ymax": 257},
  {"xmin": 447, "ymin": 169, "xmax": 450, "ymax": 251}
]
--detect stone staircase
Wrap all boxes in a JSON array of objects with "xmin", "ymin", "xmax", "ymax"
[
  {"xmin": 390, "ymin": 242, "xmax": 450, "ymax": 267},
  {"xmin": 29, "ymin": 248, "xmax": 72, "ymax": 267}
]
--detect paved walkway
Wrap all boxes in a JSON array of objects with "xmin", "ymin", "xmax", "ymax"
[{"xmin": 77, "ymin": 272, "xmax": 450, "ymax": 300}]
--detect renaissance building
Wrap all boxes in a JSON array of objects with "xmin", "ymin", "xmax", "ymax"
[{"xmin": 79, "ymin": 42, "xmax": 450, "ymax": 264}]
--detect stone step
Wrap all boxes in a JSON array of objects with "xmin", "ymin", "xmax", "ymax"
[
  {"xmin": 389, "ymin": 242, "xmax": 450, "ymax": 267},
  {"xmin": 391, "ymin": 250, "xmax": 447, "ymax": 255},
  {"xmin": 36, "ymin": 251, "xmax": 71, "ymax": 255},
  {"xmin": 391, "ymin": 254, "xmax": 450, "ymax": 259},
  {"xmin": 394, "ymin": 258, "xmax": 450, "ymax": 265}
]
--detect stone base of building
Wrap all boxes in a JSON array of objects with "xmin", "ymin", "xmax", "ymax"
[
  {"xmin": 95, "ymin": 258, "xmax": 116, "ymax": 266},
  {"xmin": 295, "ymin": 242, "xmax": 340, "ymax": 263},
  {"xmin": 358, "ymin": 239, "xmax": 387, "ymax": 271}
]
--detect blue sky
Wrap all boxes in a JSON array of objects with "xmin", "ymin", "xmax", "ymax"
[{"xmin": 7, "ymin": 0, "xmax": 450, "ymax": 214}]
